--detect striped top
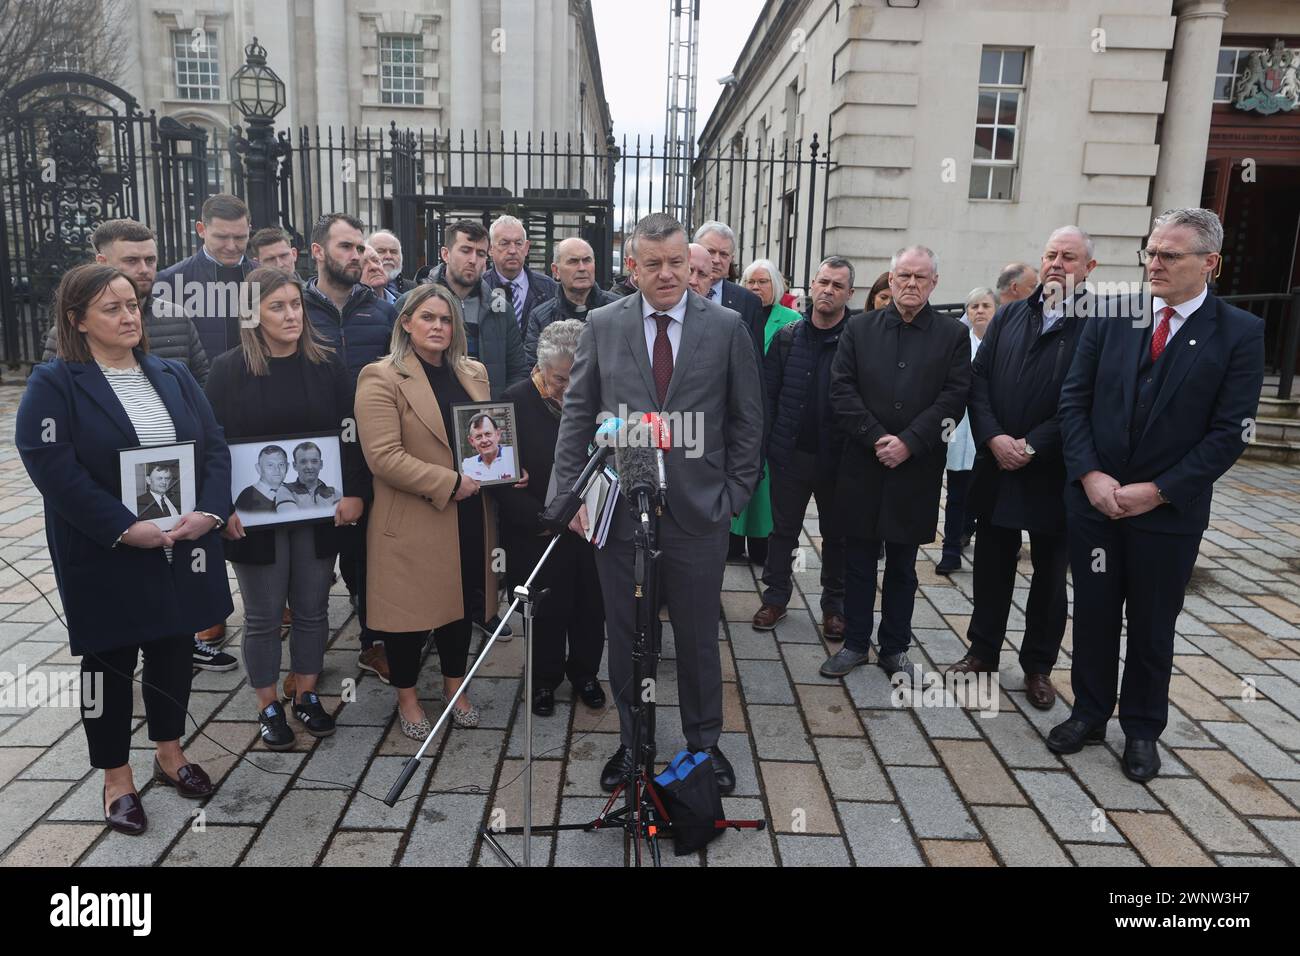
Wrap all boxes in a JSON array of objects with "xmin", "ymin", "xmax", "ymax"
[
  {"xmin": 101, "ymin": 364, "xmax": 178, "ymax": 560},
  {"xmin": 100, "ymin": 365, "xmax": 178, "ymax": 446}
]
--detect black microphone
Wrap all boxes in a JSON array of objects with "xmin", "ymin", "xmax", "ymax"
[
  {"xmin": 615, "ymin": 437, "xmax": 659, "ymax": 530},
  {"xmin": 539, "ymin": 417, "xmax": 624, "ymax": 532}
]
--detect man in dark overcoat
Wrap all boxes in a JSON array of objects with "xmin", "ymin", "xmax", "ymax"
[{"xmin": 820, "ymin": 245, "xmax": 971, "ymax": 682}]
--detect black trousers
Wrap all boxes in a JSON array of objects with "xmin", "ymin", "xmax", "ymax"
[
  {"xmin": 966, "ymin": 523, "xmax": 1068, "ymax": 674},
  {"xmin": 843, "ymin": 538, "xmax": 918, "ymax": 657},
  {"xmin": 81, "ymin": 635, "xmax": 192, "ymax": 769},
  {"xmin": 338, "ymin": 520, "xmax": 376, "ymax": 651},
  {"xmin": 761, "ymin": 450, "xmax": 845, "ymax": 613},
  {"xmin": 531, "ymin": 537, "xmax": 605, "ymax": 691},
  {"xmin": 1066, "ymin": 511, "xmax": 1201, "ymax": 740},
  {"xmin": 941, "ymin": 469, "xmax": 978, "ymax": 558},
  {"xmin": 381, "ymin": 620, "xmax": 473, "ymax": 688}
]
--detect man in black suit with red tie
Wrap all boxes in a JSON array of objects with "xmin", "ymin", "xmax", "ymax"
[{"xmin": 1052, "ymin": 208, "xmax": 1264, "ymax": 782}]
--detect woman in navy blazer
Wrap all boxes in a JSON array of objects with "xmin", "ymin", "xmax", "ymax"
[{"xmin": 16, "ymin": 264, "xmax": 233, "ymax": 835}]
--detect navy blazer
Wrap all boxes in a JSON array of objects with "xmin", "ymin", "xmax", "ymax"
[
  {"xmin": 16, "ymin": 352, "xmax": 234, "ymax": 654},
  {"xmin": 1058, "ymin": 292, "xmax": 1264, "ymax": 535}
]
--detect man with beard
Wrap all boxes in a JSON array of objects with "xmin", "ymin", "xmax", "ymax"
[
  {"xmin": 368, "ymin": 229, "xmax": 413, "ymax": 300},
  {"xmin": 304, "ymin": 214, "xmax": 396, "ymax": 380},
  {"xmin": 301, "ymin": 212, "xmax": 395, "ymax": 687},
  {"xmin": 42, "ymin": 219, "xmax": 209, "ymax": 385},
  {"xmin": 524, "ymin": 237, "xmax": 616, "ymax": 365}
]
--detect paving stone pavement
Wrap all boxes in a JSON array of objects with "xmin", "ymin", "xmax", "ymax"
[{"xmin": 1, "ymin": 382, "xmax": 1300, "ymax": 866}]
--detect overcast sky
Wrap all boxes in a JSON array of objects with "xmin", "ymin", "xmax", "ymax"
[{"xmin": 591, "ymin": 0, "xmax": 766, "ymax": 146}]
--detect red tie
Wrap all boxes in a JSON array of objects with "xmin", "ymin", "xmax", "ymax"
[
  {"xmin": 1150, "ymin": 306, "xmax": 1175, "ymax": 361},
  {"xmin": 651, "ymin": 313, "xmax": 674, "ymax": 406}
]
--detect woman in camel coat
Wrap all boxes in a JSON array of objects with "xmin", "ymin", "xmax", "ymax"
[{"xmin": 355, "ymin": 284, "xmax": 500, "ymax": 737}]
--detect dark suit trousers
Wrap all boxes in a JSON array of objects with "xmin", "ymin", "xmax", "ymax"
[
  {"xmin": 1066, "ymin": 511, "xmax": 1201, "ymax": 740},
  {"xmin": 941, "ymin": 469, "xmax": 978, "ymax": 558},
  {"xmin": 595, "ymin": 504, "xmax": 728, "ymax": 751},
  {"xmin": 966, "ymin": 523, "xmax": 1068, "ymax": 674},
  {"xmin": 761, "ymin": 450, "xmax": 844, "ymax": 613},
  {"xmin": 843, "ymin": 538, "xmax": 919, "ymax": 657},
  {"xmin": 81, "ymin": 635, "xmax": 192, "ymax": 769}
]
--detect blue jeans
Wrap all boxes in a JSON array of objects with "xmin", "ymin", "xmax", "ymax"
[{"xmin": 843, "ymin": 538, "xmax": 919, "ymax": 657}]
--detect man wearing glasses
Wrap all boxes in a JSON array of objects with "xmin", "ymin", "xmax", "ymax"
[
  {"xmin": 1052, "ymin": 207, "xmax": 1264, "ymax": 782},
  {"xmin": 820, "ymin": 246, "xmax": 971, "ymax": 683}
]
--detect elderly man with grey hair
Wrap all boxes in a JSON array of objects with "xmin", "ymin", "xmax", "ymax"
[
  {"xmin": 694, "ymin": 221, "xmax": 766, "ymax": 383},
  {"xmin": 1052, "ymin": 208, "xmax": 1263, "ymax": 782},
  {"xmin": 995, "ymin": 261, "xmax": 1038, "ymax": 306},
  {"xmin": 951, "ymin": 226, "xmax": 1098, "ymax": 711},
  {"xmin": 485, "ymin": 214, "xmax": 558, "ymax": 335},
  {"xmin": 367, "ymin": 229, "xmax": 412, "ymax": 299},
  {"xmin": 821, "ymin": 244, "xmax": 971, "ymax": 683},
  {"xmin": 524, "ymin": 237, "xmax": 617, "ymax": 365}
]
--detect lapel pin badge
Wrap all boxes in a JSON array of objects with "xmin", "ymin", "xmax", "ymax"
[{"xmin": 1189, "ymin": 339, "xmax": 1197, "ymax": 346}]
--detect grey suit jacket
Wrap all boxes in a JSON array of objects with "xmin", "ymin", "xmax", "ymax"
[{"xmin": 552, "ymin": 290, "xmax": 765, "ymax": 535}]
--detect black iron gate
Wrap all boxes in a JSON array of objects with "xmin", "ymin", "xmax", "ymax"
[{"xmin": 0, "ymin": 72, "xmax": 208, "ymax": 365}]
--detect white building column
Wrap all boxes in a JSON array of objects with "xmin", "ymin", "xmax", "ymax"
[
  {"xmin": 313, "ymin": 0, "xmax": 349, "ymax": 132},
  {"xmin": 1150, "ymin": 0, "xmax": 1229, "ymax": 216},
  {"xmin": 500, "ymin": 0, "xmax": 536, "ymax": 135},
  {"xmin": 449, "ymin": 0, "xmax": 484, "ymax": 133}
]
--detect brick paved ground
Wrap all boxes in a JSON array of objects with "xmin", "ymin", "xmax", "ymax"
[{"xmin": 1, "ymin": 381, "xmax": 1299, "ymax": 866}]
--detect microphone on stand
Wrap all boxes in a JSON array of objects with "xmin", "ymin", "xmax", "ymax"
[
  {"xmin": 539, "ymin": 416, "xmax": 624, "ymax": 532},
  {"xmin": 615, "ymin": 437, "xmax": 659, "ymax": 535},
  {"xmin": 644, "ymin": 412, "xmax": 671, "ymax": 498}
]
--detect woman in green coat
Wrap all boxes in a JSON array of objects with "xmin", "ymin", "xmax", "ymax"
[{"xmin": 729, "ymin": 259, "xmax": 802, "ymax": 564}]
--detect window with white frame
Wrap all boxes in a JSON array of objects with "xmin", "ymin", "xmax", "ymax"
[
  {"xmin": 172, "ymin": 30, "xmax": 221, "ymax": 101},
  {"xmin": 969, "ymin": 47, "xmax": 1026, "ymax": 202},
  {"xmin": 1214, "ymin": 47, "xmax": 1262, "ymax": 102},
  {"xmin": 380, "ymin": 35, "xmax": 424, "ymax": 106}
]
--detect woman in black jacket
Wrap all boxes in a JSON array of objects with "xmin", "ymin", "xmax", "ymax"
[
  {"xmin": 205, "ymin": 267, "xmax": 366, "ymax": 749},
  {"xmin": 493, "ymin": 320, "xmax": 606, "ymax": 716}
]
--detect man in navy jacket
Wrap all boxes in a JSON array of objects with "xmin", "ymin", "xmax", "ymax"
[
  {"xmin": 154, "ymin": 193, "xmax": 255, "ymax": 363},
  {"xmin": 1052, "ymin": 208, "xmax": 1264, "ymax": 782},
  {"xmin": 483, "ymin": 214, "xmax": 557, "ymax": 336}
]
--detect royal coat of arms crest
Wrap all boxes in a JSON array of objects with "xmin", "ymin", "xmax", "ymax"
[{"xmin": 1233, "ymin": 40, "xmax": 1300, "ymax": 115}]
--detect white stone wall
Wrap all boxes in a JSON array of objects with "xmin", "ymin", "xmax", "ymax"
[{"xmin": 697, "ymin": 0, "xmax": 1200, "ymax": 306}]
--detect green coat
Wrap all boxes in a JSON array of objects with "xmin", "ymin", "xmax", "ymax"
[{"xmin": 732, "ymin": 303, "xmax": 802, "ymax": 538}]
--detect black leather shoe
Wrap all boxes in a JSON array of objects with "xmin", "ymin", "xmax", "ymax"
[
  {"xmin": 152, "ymin": 757, "xmax": 214, "ymax": 799},
  {"xmin": 576, "ymin": 679, "xmax": 606, "ymax": 710},
  {"xmin": 532, "ymin": 686, "xmax": 555, "ymax": 717},
  {"xmin": 104, "ymin": 789, "xmax": 148, "ymax": 836},
  {"xmin": 600, "ymin": 745, "xmax": 634, "ymax": 792},
  {"xmin": 1122, "ymin": 737, "xmax": 1161, "ymax": 783},
  {"xmin": 1046, "ymin": 718, "xmax": 1107, "ymax": 754},
  {"xmin": 704, "ymin": 745, "xmax": 736, "ymax": 795}
]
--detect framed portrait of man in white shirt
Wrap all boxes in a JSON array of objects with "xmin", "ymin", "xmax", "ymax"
[{"xmin": 453, "ymin": 402, "xmax": 520, "ymax": 487}]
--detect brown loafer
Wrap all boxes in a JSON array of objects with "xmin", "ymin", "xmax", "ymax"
[
  {"xmin": 752, "ymin": 604, "xmax": 787, "ymax": 631},
  {"xmin": 1024, "ymin": 673, "xmax": 1057, "ymax": 710},
  {"xmin": 945, "ymin": 653, "xmax": 995, "ymax": 675},
  {"xmin": 153, "ymin": 757, "xmax": 214, "ymax": 799},
  {"xmin": 105, "ymin": 789, "xmax": 148, "ymax": 836},
  {"xmin": 822, "ymin": 612, "xmax": 846, "ymax": 640}
]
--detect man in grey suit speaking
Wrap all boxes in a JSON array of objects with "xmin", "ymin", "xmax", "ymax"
[{"xmin": 552, "ymin": 213, "xmax": 765, "ymax": 794}]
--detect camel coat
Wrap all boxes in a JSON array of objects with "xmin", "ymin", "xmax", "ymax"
[{"xmin": 355, "ymin": 356, "xmax": 499, "ymax": 633}]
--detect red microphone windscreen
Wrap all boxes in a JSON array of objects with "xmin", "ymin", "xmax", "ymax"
[{"xmin": 644, "ymin": 412, "xmax": 672, "ymax": 450}]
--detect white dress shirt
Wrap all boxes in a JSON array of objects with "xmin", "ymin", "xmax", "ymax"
[
  {"xmin": 641, "ymin": 291, "xmax": 688, "ymax": 365},
  {"xmin": 150, "ymin": 491, "xmax": 177, "ymax": 516},
  {"xmin": 1152, "ymin": 285, "xmax": 1207, "ymax": 343}
]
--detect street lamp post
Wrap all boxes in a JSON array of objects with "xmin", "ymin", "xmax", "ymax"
[{"xmin": 229, "ymin": 37, "xmax": 287, "ymax": 230}]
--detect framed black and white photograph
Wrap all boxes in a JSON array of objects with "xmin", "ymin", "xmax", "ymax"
[
  {"xmin": 118, "ymin": 441, "xmax": 197, "ymax": 533},
  {"xmin": 228, "ymin": 432, "xmax": 344, "ymax": 528},
  {"xmin": 452, "ymin": 402, "xmax": 520, "ymax": 487}
]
